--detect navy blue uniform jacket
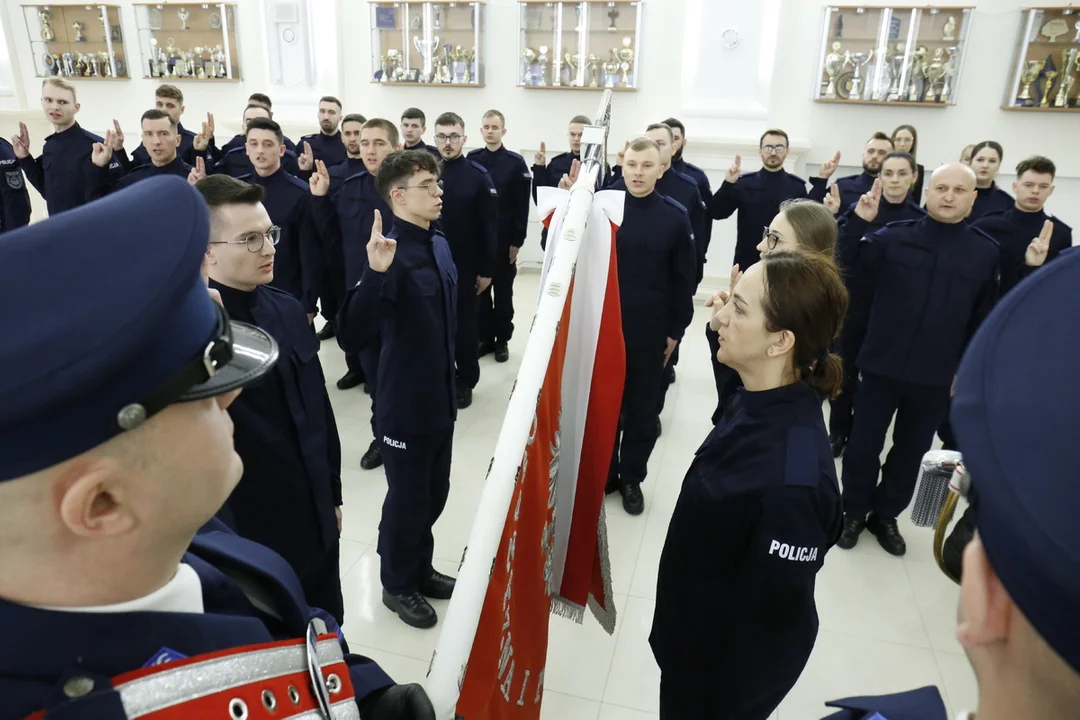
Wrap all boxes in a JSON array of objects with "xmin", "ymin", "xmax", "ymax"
[
  {"xmin": 212, "ymin": 281, "xmax": 341, "ymax": 577},
  {"xmin": 300, "ymin": 131, "xmax": 347, "ymax": 178},
  {"xmin": 211, "ymin": 133, "xmax": 300, "ymax": 178},
  {"xmin": 131, "ymin": 122, "xmax": 206, "ymax": 167},
  {"xmin": 439, "ymin": 155, "xmax": 499, "ymax": 278},
  {"xmin": 467, "ymin": 145, "xmax": 532, "ymax": 249},
  {"xmin": 242, "ymin": 169, "xmax": 321, "ymax": 313},
  {"xmin": 609, "ymin": 169, "xmax": 709, "ymax": 274},
  {"xmin": 821, "ymin": 686, "xmax": 947, "ymax": 720},
  {"xmin": 0, "ymin": 518, "xmax": 391, "ymax": 720},
  {"xmin": 849, "ymin": 216, "xmax": 999, "ymax": 388},
  {"xmin": 972, "ymin": 207, "xmax": 1073, "ymax": 298},
  {"xmin": 969, "ymin": 182, "xmax": 1013, "ymax": 222},
  {"xmin": 17, "ymin": 122, "xmax": 124, "ymax": 216},
  {"xmin": 673, "ymin": 157, "xmax": 713, "ymax": 253},
  {"xmin": 86, "ymin": 154, "xmax": 192, "ymax": 200},
  {"xmin": 404, "ymin": 140, "xmax": 440, "ymax": 158},
  {"xmin": 711, "ymin": 168, "xmax": 827, "ymax": 270},
  {"xmin": 835, "ymin": 197, "xmax": 926, "ymax": 272},
  {"xmin": 617, "ymin": 192, "xmax": 697, "ymax": 347},
  {"xmin": 651, "ymin": 382, "xmax": 841, "ymax": 708},
  {"xmin": 338, "ymin": 219, "xmax": 458, "ymax": 437},
  {"xmin": 830, "ymin": 170, "xmax": 876, "ymax": 214},
  {"xmin": 0, "ymin": 138, "xmax": 31, "ymax": 233},
  {"xmin": 312, "ymin": 168, "xmax": 391, "ymax": 287}
]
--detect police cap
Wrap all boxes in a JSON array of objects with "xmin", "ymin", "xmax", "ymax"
[
  {"xmin": 0, "ymin": 176, "xmax": 278, "ymax": 482},
  {"xmin": 952, "ymin": 248, "xmax": 1080, "ymax": 674}
]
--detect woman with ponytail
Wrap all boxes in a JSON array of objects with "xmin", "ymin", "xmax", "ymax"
[{"xmin": 650, "ymin": 250, "xmax": 848, "ymax": 720}]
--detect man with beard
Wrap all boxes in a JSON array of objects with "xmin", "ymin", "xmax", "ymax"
[
  {"xmin": 298, "ymin": 96, "xmax": 348, "ymax": 182},
  {"xmin": 664, "ymin": 117, "xmax": 713, "ymax": 260},
  {"xmin": 828, "ymin": 132, "xmax": 893, "ymax": 212},
  {"xmin": 207, "ymin": 103, "xmax": 300, "ymax": 177}
]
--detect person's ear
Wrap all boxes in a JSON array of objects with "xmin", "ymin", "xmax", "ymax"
[
  {"xmin": 956, "ymin": 534, "xmax": 1012, "ymax": 653},
  {"xmin": 74, "ymin": 102, "xmax": 81, "ymax": 113},
  {"xmin": 1012, "ymin": 180, "xmax": 1019, "ymax": 195},
  {"xmin": 57, "ymin": 458, "xmax": 137, "ymax": 539},
  {"xmin": 768, "ymin": 329, "xmax": 796, "ymax": 359},
  {"xmin": 174, "ymin": 133, "xmax": 181, "ymax": 149}
]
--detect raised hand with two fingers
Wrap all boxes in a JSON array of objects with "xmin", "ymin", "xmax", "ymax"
[
  {"xmin": 534, "ymin": 141, "xmax": 547, "ymax": 167},
  {"xmin": 10, "ymin": 122, "xmax": 30, "ymax": 159},
  {"xmin": 109, "ymin": 120, "xmax": 125, "ymax": 151},
  {"xmin": 309, "ymin": 159, "xmax": 331, "ymax": 197},
  {"xmin": 298, "ymin": 141, "xmax": 315, "ymax": 172},
  {"xmin": 187, "ymin": 156, "xmax": 207, "ymax": 185},
  {"xmin": 725, "ymin": 155, "xmax": 742, "ymax": 185},
  {"xmin": 1025, "ymin": 219, "xmax": 1055, "ymax": 268},
  {"xmin": 366, "ymin": 210, "xmax": 397, "ymax": 273},
  {"xmin": 854, "ymin": 178, "xmax": 883, "ymax": 223},
  {"xmin": 818, "ymin": 151, "xmax": 842, "ymax": 179},
  {"xmin": 824, "ymin": 183, "xmax": 842, "ymax": 215},
  {"xmin": 91, "ymin": 130, "xmax": 116, "ymax": 168},
  {"xmin": 558, "ymin": 158, "xmax": 582, "ymax": 190}
]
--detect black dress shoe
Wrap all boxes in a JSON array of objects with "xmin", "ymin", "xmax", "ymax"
[
  {"xmin": 494, "ymin": 342, "xmax": 510, "ymax": 363},
  {"xmin": 656, "ymin": 418, "xmax": 663, "ymax": 437},
  {"xmin": 667, "ymin": 368, "xmax": 676, "ymax": 384},
  {"xmin": 360, "ymin": 440, "xmax": 383, "ymax": 470},
  {"xmin": 866, "ymin": 514, "xmax": 907, "ymax": 556},
  {"xmin": 382, "ymin": 590, "xmax": 437, "ymax": 629},
  {"xmin": 830, "ymin": 432, "xmax": 848, "ymax": 459},
  {"xmin": 457, "ymin": 387, "xmax": 473, "ymax": 409},
  {"xmin": 336, "ymin": 370, "xmax": 364, "ymax": 391},
  {"xmin": 316, "ymin": 322, "xmax": 336, "ymax": 341},
  {"xmin": 620, "ymin": 481, "xmax": 645, "ymax": 516},
  {"xmin": 478, "ymin": 341, "xmax": 495, "ymax": 358},
  {"xmin": 363, "ymin": 383, "xmax": 371, "ymax": 395},
  {"xmin": 419, "ymin": 570, "xmax": 457, "ymax": 600},
  {"xmin": 836, "ymin": 514, "xmax": 866, "ymax": 550}
]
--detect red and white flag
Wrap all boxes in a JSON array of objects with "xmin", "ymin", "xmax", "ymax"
[{"xmin": 454, "ymin": 188, "xmax": 626, "ymax": 719}]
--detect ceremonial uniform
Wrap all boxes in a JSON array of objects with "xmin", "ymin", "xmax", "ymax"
[
  {"xmin": 210, "ymin": 133, "xmax": 300, "ymax": 178},
  {"xmin": 830, "ymin": 171, "xmax": 877, "ymax": 215},
  {"xmin": 85, "ymin": 154, "xmax": 192, "ymax": 200},
  {"xmin": 131, "ymin": 122, "xmax": 206, "ymax": 167},
  {"xmin": 211, "ymin": 280, "xmax": 345, "ymax": 625},
  {"xmin": 821, "ymin": 686, "xmax": 947, "ymax": 720},
  {"xmin": 672, "ymin": 157, "xmax": 714, "ymax": 259},
  {"xmin": 338, "ymin": 219, "xmax": 458, "ymax": 597},
  {"xmin": 0, "ymin": 138, "xmax": 31, "ymax": 234},
  {"xmin": 301, "ymin": 131, "xmax": 347, "ymax": 171},
  {"xmin": 972, "ymin": 207, "xmax": 1073, "ymax": 298},
  {"xmin": 404, "ymin": 140, "xmax": 440, "ymax": 158},
  {"xmin": 841, "ymin": 217, "xmax": 998, "ymax": 528},
  {"xmin": 609, "ymin": 192, "xmax": 696, "ymax": 495},
  {"xmin": 0, "ymin": 176, "xmax": 429, "ymax": 720},
  {"xmin": 438, "ymin": 155, "xmax": 499, "ymax": 395},
  {"xmin": 968, "ymin": 182, "xmax": 1013, "ymax": 221},
  {"xmin": 711, "ymin": 168, "xmax": 826, "ymax": 270},
  {"xmin": 241, "ymin": 169, "xmax": 322, "ymax": 316},
  {"xmin": 651, "ymin": 381, "xmax": 841, "ymax": 720},
  {"xmin": 302, "ymin": 132, "xmax": 348, "ymax": 328},
  {"xmin": 532, "ymin": 150, "xmax": 578, "ymax": 250},
  {"xmin": 17, "ymin": 122, "xmax": 124, "ymax": 216},
  {"xmin": 468, "ymin": 145, "xmax": 531, "ymax": 349}
]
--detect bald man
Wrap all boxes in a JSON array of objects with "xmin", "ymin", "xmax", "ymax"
[{"xmin": 836, "ymin": 164, "xmax": 1000, "ymax": 556}]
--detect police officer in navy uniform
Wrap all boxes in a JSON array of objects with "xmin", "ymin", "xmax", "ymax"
[
  {"xmin": 198, "ymin": 174, "xmax": 346, "ymax": 625},
  {"xmin": 664, "ymin": 117, "xmax": 713, "ymax": 261},
  {"xmin": 468, "ymin": 109, "xmax": 531, "ymax": 364},
  {"xmin": 0, "ymin": 137, "xmax": 31, "ymax": 234},
  {"xmin": 652, "ymin": 250, "xmax": 846, "ymax": 720},
  {"xmin": 837, "ymin": 164, "xmax": 999, "ymax": 556},
  {"xmin": 711, "ymin": 128, "xmax": 834, "ymax": 271},
  {"xmin": 433, "ymin": 111, "xmax": 499, "ymax": 410},
  {"xmin": 297, "ymin": 96, "xmax": 348, "ymax": 182},
  {"xmin": 532, "ymin": 114, "xmax": 598, "ymax": 250},
  {"xmin": 210, "ymin": 104, "xmax": 301, "ymax": 178},
  {"xmin": 86, "ymin": 110, "xmax": 199, "ymax": 200},
  {"xmin": 968, "ymin": 140, "xmax": 1013, "ymax": 221},
  {"xmin": 823, "ymin": 247, "xmax": 1080, "ymax": 720},
  {"xmin": 246, "ymin": 92, "xmax": 300, "ymax": 156},
  {"xmin": 311, "ymin": 118, "xmax": 398, "ymax": 472},
  {"xmin": 604, "ymin": 137, "xmax": 696, "ymax": 517},
  {"xmin": 338, "ymin": 150, "xmax": 458, "ymax": 630},
  {"xmin": 130, "ymin": 84, "xmax": 214, "ymax": 167},
  {"xmin": 826, "ymin": 152, "xmax": 926, "ymax": 459},
  {"xmin": 0, "ymin": 175, "xmax": 435, "ymax": 720},
  {"xmin": 825, "ymin": 132, "xmax": 893, "ymax": 213},
  {"xmin": 12, "ymin": 78, "xmax": 127, "ymax": 217},
  {"xmin": 237, "ymin": 117, "xmax": 322, "ymax": 322},
  {"xmin": 400, "ymin": 108, "xmax": 440, "ymax": 157}
]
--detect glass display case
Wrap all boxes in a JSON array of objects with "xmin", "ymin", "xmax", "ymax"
[
  {"xmin": 369, "ymin": 1, "xmax": 485, "ymax": 86},
  {"xmin": 1003, "ymin": 7, "xmax": 1080, "ymax": 112},
  {"xmin": 518, "ymin": 1, "xmax": 642, "ymax": 91},
  {"xmin": 20, "ymin": 4, "xmax": 129, "ymax": 79},
  {"xmin": 133, "ymin": 3, "xmax": 240, "ymax": 80},
  {"xmin": 814, "ymin": 6, "xmax": 973, "ymax": 106}
]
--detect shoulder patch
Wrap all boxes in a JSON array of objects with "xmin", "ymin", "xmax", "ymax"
[
  {"xmin": 285, "ymin": 173, "xmax": 310, "ymax": 191},
  {"xmin": 342, "ymin": 169, "xmax": 370, "ymax": 185},
  {"xmin": 784, "ymin": 426, "xmax": 821, "ymax": 488},
  {"xmin": 969, "ymin": 225, "xmax": 1002, "ymax": 249},
  {"xmin": 226, "ymin": 146, "xmax": 247, "ymax": 156},
  {"xmin": 469, "ymin": 160, "xmax": 490, "ymax": 174},
  {"xmin": 506, "ymin": 149, "xmax": 526, "ymax": 163},
  {"xmin": 661, "ymin": 195, "xmax": 689, "ymax": 215}
]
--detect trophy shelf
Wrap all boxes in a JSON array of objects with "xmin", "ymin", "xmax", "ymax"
[
  {"xmin": 1002, "ymin": 7, "xmax": 1080, "ymax": 112},
  {"xmin": 21, "ymin": 4, "xmax": 130, "ymax": 79},
  {"xmin": 369, "ymin": 81, "xmax": 486, "ymax": 87},
  {"xmin": 1000, "ymin": 104, "xmax": 1077, "ymax": 112},
  {"xmin": 815, "ymin": 97, "xmax": 953, "ymax": 108},
  {"xmin": 132, "ymin": 3, "xmax": 242, "ymax": 81},
  {"xmin": 520, "ymin": 84, "xmax": 636, "ymax": 91},
  {"xmin": 370, "ymin": 2, "xmax": 486, "ymax": 86}
]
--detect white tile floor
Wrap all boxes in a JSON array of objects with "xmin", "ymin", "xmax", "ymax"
[{"xmin": 321, "ymin": 269, "xmax": 977, "ymax": 719}]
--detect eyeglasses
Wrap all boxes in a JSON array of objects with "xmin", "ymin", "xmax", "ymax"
[
  {"xmin": 434, "ymin": 134, "xmax": 463, "ymax": 144},
  {"xmin": 762, "ymin": 226, "xmax": 782, "ymax": 250},
  {"xmin": 209, "ymin": 226, "xmax": 281, "ymax": 253},
  {"xmin": 761, "ymin": 145, "xmax": 787, "ymax": 154},
  {"xmin": 398, "ymin": 179, "xmax": 444, "ymax": 196}
]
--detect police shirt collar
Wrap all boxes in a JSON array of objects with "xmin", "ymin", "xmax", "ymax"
[
  {"xmin": 51, "ymin": 121, "xmax": 82, "ymax": 140},
  {"xmin": 923, "ymin": 214, "xmax": 967, "ymax": 233},
  {"xmin": 210, "ymin": 279, "xmax": 258, "ymax": 311},
  {"xmin": 737, "ymin": 380, "xmax": 815, "ymax": 413},
  {"xmin": 442, "ymin": 154, "xmax": 465, "ymax": 165},
  {"xmin": 625, "ymin": 190, "xmax": 659, "ymax": 208},
  {"xmin": 393, "ymin": 217, "xmax": 436, "ymax": 244}
]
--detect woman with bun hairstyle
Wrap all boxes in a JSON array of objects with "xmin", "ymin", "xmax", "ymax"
[
  {"xmin": 651, "ymin": 249, "xmax": 848, "ymax": 720},
  {"xmin": 891, "ymin": 124, "xmax": 925, "ymax": 201},
  {"xmin": 968, "ymin": 140, "xmax": 1013, "ymax": 220}
]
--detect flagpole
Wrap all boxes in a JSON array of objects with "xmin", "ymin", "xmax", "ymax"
[{"xmin": 424, "ymin": 89, "xmax": 613, "ymax": 720}]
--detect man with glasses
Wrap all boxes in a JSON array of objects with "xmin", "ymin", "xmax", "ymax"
[
  {"xmin": 711, "ymin": 128, "xmax": 837, "ymax": 271},
  {"xmin": 239, "ymin": 117, "xmax": 321, "ymax": 323},
  {"xmin": 433, "ymin": 111, "xmax": 498, "ymax": 409},
  {"xmin": 338, "ymin": 150, "xmax": 458, "ymax": 629},
  {"xmin": 196, "ymin": 175, "xmax": 346, "ymax": 624}
]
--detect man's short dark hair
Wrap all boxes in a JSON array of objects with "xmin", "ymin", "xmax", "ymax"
[
  {"xmin": 868, "ymin": 131, "xmax": 893, "ymax": 146},
  {"xmin": 401, "ymin": 107, "xmax": 426, "ymax": 125},
  {"xmin": 248, "ymin": 93, "xmax": 272, "ymax": 109},
  {"xmin": 662, "ymin": 117, "xmax": 686, "ymax": 136},
  {"xmin": 882, "ymin": 151, "xmax": 917, "ymax": 174},
  {"xmin": 645, "ymin": 122, "xmax": 673, "ymax": 142},
  {"xmin": 361, "ymin": 118, "xmax": 400, "ymax": 148},
  {"xmin": 155, "ymin": 83, "xmax": 184, "ymax": 104},
  {"xmin": 342, "ymin": 113, "xmax": 368, "ymax": 127},
  {"xmin": 244, "ymin": 103, "xmax": 271, "ymax": 118},
  {"xmin": 376, "ymin": 149, "xmax": 441, "ymax": 204},
  {"xmin": 141, "ymin": 108, "xmax": 177, "ymax": 130},
  {"xmin": 319, "ymin": 95, "xmax": 342, "ymax": 109},
  {"xmin": 194, "ymin": 176, "xmax": 266, "ymax": 239},
  {"xmin": 759, "ymin": 129, "xmax": 790, "ymax": 148},
  {"xmin": 434, "ymin": 112, "xmax": 465, "ymax": 130},
  {"xmin": 483, "ymin": 109, "xmax": 506, "ymax": 126},
  {"xmin": 569, "ymin": 115, "xmax": 591, "ymax": 126},
  {"xmin": 245, "ymin": 116, "xmax": 284, "ymax": 145},
  {"xmin": 1016, "ymin": 155, "xmax": 1056, "ymax": 180}
]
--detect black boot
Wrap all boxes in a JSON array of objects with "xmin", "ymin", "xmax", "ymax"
[
  {"xmin": 866, "ymin": 514, "xmax": 907, "ymax": 556},
  {"xmin": 494, "ymin": 342, "xmax": 510, "ymax": 363},
  {"xmin": 836, "ymin": 513, "xmax": 866, "ymax": 550},
  {"xmin": 316, "ymin": 321, "xmax": 336, "ymax": 341},
  {"xmin": 656, "ymin": 418, "xmax": 663, "ymax": 437},
  {"xmin": 336, "ymin": 370, "xmax": 364, "ymax": 390},
  {"xmin": 620, "ymin": 481, "xmax": 645, "ymax": 516},
  {"xmin": 360, "ymin": 440, "xmax": 382, "ymax": 470},
  {"xmin": 457, "ymin": 387, "xmax": 473, "ymax": 409},
  {"xmin": 382, "ymin": 590, "xmax": 437, "ymax": 629},
  {"xmin": 478, "ymin": 341, "xmax": 495, "ymax": 358},
  {"xmin": 419, "ymin": 570, "xmax": 456, "ymax": 600},
  {"xmin": 830, "ymin": 432, "xmax": 848, "ymax": 459}
]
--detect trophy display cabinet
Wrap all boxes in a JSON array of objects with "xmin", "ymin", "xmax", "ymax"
[
  {"xmin": 814, "ymin": 6, "xmax": 973, "ymax": 107},
  {"xmin": 20, "ymin": 4, "xmax": 129, "ymax": 79},
  {"xmin": 369, "ymin": 1, "xmax": 486, "ymax": 86},
  {"xmin": 132, "ymin": 3, "xmax": 241, "ymax": 81},
  {"xmin": 1002, "ymin": 7, "xmax": 1080, "ymax": 112},
  {"xmin": 518, "ymin": 0, "xmax": 642, "ymax": 91}
]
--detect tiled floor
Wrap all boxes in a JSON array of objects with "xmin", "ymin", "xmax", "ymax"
[{"xmin": 321, "ymin": 269, "xmax": 977, "ymax": 719}]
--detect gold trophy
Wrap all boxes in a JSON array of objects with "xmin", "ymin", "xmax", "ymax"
[
  {"xmin": 823, "ymin": 41, "xmax": 844, "ymax": 98},
  {"xmin": 940, "ymin": 46, "xmax": 958, "ymax": 103},
  {"xmin": 39, "ymin": 9, "xmax": 56, "ymax": 41},
  {"xmin": 565, "ymin": 52, "xmax": 581, "ymax": 86},
  {"xmin": 907, "ymin": 46, "xmax": 928, "ymax": 101},
  {"xmin": 1055, "ymin": 49, "xmax": 1079, "ymax": 107},
  {"xmin": 586, "ymin": 53, "xmax": 601, "ymax": 87},
  {"xmin": 537, "ymin": 45, "xmax": 550, "ymax": 85},
  {"xmin": 1040, "ymin": 68, "xmax": 1060, "ymax": 107},
  {"xmin": 1017, "ymin": 59, "xmax": 1045, "ymax": 105},
  {"xmin": 72, "ymin": 22, "xmax": 86, "ymax": 43},
  {"xmin": 522, "ymin": 47, "xmax": 536, "ymax": 85},
  {"xmin": 924, "ymin": 48, "xmax": 947, "ymax": 102},
  {"xmin": 616, "ymin": 36, "xmax": 634, "ymax": 87}
]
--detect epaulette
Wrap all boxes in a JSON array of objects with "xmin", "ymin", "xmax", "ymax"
[
  {"xmin": 469, "ymin": 160, "xmax": 490, "ymax": 174},
  {"xmin": 661, "ymin": 194, "xmax": 689, "ymax": 216},
  {"xmin": 284, "ymin": 173, "xmax": 310, "ymax": 191}
]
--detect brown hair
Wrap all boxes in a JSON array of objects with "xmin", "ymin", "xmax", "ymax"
[
  {"xmin": 868, "ymin": 131, "xmax": 893, "ymax": 146},
  {"xmin": 434, "ymin": 111, "xmax": 465, "ymax": 130},
  {"xmin": 342, "ymin": 113, "xmax": 368, "ymax": 127},
  {"xmin": 42, "ymin": 77, "xmax": 77, "ymax": 102},
  {"xmin": 245, "ymin": 117, "xmax": 283, "ymax": 145},
  {"xmin": 760, "ymin": 249, "xmax": 849, "ymax": 398},
  {"xmin": 155, "ymin": 83, "xmax": 184, "ymax": 104},
  {"xmin": 972, "ymin": 140, "xmax": 1003, "ymax": 163},
  {"xmin": 627, "ymin": 137, "xmax": 660, "ymax": 155},
  {"xmin": 319, "ymin": 95, "xmax": 342, "ymax": 109},
  {"xmin": 777, "ymin": 198, "xmax": 837, "ymax": 257},
  {"xmin": 759, "ymin": 128, "xmax": 789, "ymax": 148},
  {"xmin": 194, "ymin": 176, "xmax": 266, "ymax": 241},
  {"xmin": 569, "ymin": 115, "xmax": 591, "ymax": 126},
  {"xmin": 1015, "ymin": 155, "xmax": 1055, "ymax": 180},
  {"xmin": 248, "ymin": 93, "xmax": 272, "ymax": 110},
  {"xmin": 882, "ymin": 151, "xmax": 917, "ymax": 174},
  {"xmin": 483, "ymin": 109, "xmax": 506, "ymax": 126},
  {"xmin": 376, "ymin": 149, "xmax": 441, "ymax": 204},
  {"xmin": 361, "ymin": 118, "xmax": 400, "ymax": 147},
  {"xmin": 891, "ymin": 124, "xmax": 918, "ymax": 157},
  {"xmin": 140, "ymin": 108, "xmax": 177, "ymax": 130},
  {"xmin": 645, "ymin": 122, "xmax": 673, "ymax": 142},
  {"xmin": 401, "ymin": 107, "xmax": 426, "ymax": 125}
]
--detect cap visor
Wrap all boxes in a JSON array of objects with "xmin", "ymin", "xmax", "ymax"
[{"xmin": 177, "ymin": 320, "xmax": 279, "ymax": 401}]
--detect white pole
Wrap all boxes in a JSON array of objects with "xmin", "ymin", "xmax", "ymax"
[{"xmin": 424, "ymin": 90, "xmax": 613, "ymax": 720}]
